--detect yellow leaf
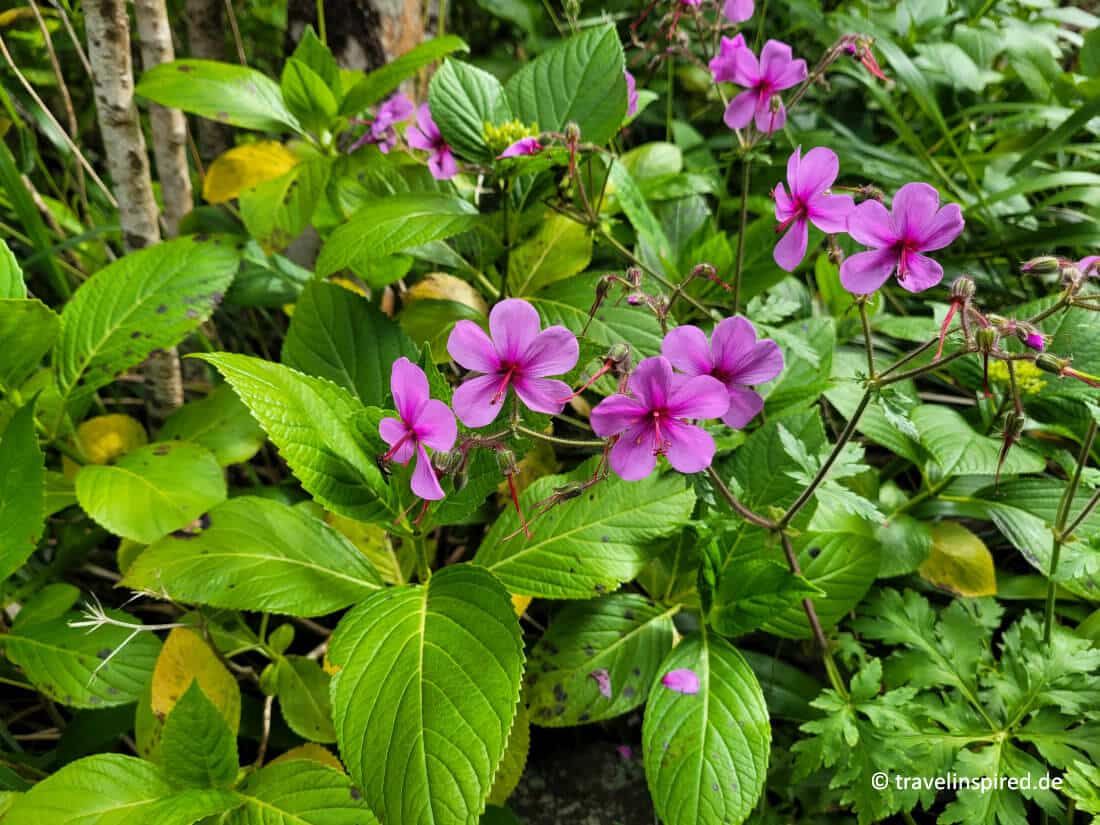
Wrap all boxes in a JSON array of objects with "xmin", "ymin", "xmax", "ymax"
[
  {"xmin": 203, "ymin": 142, "xmax": 300, "ymax": 204},
  {"xmin": 0, "ymin": 8, "xmax": 36, "ymax": 26},
  {"xmin": 151, "ymin": 627, "xmax": 241, "ymax": 731},
  {"xmin": 74, "ymin": 414, "xmax": 147, "ymax": 465},
  {"xmin": 511, "ymin": 594, "xmax": 533, "ymax": 617},
  {"xmin": 405, "ymin": 272, "xmax": 488, "ymax": 316},
  {"xmin": 488, "ymin": 703, "xmax": 529, "ymax": 805},
  {"xmin": 331, "ymin": 276, "xmax": 368, "ymax": 298},
  {"xmin": 920, "ymin": 522, "xmax": 997, "ymax": 597},
  {"xmin": 270, "ymin": 743, "xmax": 345, "ymax": 772}
]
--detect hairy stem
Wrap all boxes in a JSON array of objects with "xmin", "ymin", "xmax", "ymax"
[
  {"xmin": 704, "ymin": 466, "xmax": 776, "ymax": 529},
  {"xmin": 732, "ymin": 156, "xmax": 751, "ymax": 315},
  {"xmin": 781, "ymin": 532, "xmax": 847, "ymax": 698},
  {"xmin": 858, "ymin": 299, "xmax": 876, "ymax": 379}
]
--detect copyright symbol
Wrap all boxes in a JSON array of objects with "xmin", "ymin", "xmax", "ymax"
[{"xmin": 872, "ymin": 772, "xmax": 889, "ymax": 790}]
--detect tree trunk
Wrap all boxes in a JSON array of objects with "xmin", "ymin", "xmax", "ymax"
[
  {"xmin": 285, "ymin": 0, "xmax": 424, "ymax": 72},
  {"xmin": 184, "ymin": 0, "xmax": 232, "ymax": 159},
  {"xmin": 135, "ymin": 0, "xmax": 193, "ymax": 236},
  {"xmin": 84, "ymin": 0, "xmax": 184, "ymax": 419}
]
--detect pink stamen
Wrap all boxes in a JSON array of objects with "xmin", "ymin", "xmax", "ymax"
[
  {"xmin": 381, "ymin": 429, "xmax": 415, "ymax": 462},
  {"xmin": 491, "ymin": 365, "xmax": 517, "ymax": 405},
  {"xmin": 651, "ymin": 410, "xmax": 670, "ymax": 456},
  {"xmin": 560, "ymin": 362, "xmax": 613, "ymax": 404},
  {"xmin": 775, "ymin": 209, "xmax": 801, "ymax": 234},
  {"xmin": 935, "ymin": 300, "xmax": 959, "ymax": 361}
]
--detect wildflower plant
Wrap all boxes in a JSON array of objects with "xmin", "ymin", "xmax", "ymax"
[{"xmin": 2, "ymin": 2, "xmax": 1100, "ymax": 825}]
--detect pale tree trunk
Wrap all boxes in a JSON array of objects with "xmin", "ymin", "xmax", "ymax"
[
  {"xmin": 286, "ymin": 0, "xmax": 424, "ymax": 72},
  {"xmin": 84, "ymin": 0, "xmax": 184, "ymax": 419},
  {"xmin": 184, "ymin": 0, "xmax": 232, "ymax": 159},
  {"xmin": 135, "ymin": 0, "xmax": 193, "ymax": 236}
]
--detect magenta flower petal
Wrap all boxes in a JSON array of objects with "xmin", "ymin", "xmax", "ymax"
[
  {"xmin": 917, "ymin": 202, "xmax": 964, "ymax": 251},
  {"xmin": 414, "ymin": 398, "xmax": 458, "ymax": 451},
  {"xmin": 411, "ymin": 443, "xmax": 445, "ymax": 500},
  {"xmin": 731, "ymin": 47, "xmax": 760, "ymax": 87},
  {"xmin": 723, "ymin": 90, "xmax": 757, "ymax": 130},
  {"xmin": 846, "ymin": 200, "xmax": 896, "ymax": 247},
  {"xmin": 722, "ymin": 386, "xmax": 764, "ymax": 429},
  {"xmin": 616, "ymin": 745, "xmax": 634, "ymax": 760},
  {"xmin": 490, "ymin": 299, "xmax": 541, "ymax": 363},
  {"xmin": 759, "ymin": 40, "xmax": 793, "ymax": 79},
  {"xmin": 661, "ymin": 668, "xmax": 700, "ymax": 694},
  {"xmin": 608, "ymin": 422, "xmax": 658, "ymax": 481},
  {"xmin": 589, "ymin": 668, "xmax": 612, "ymax": 698},
  {"xmin": 627, "ymin": 356, "xmax": 672, "ymax": 409},
  {"xmin": 840, "ymin": 248, "xmax": 898, "ymax": 294},
  {"xmin": 1079, "ymin": 256, "xmax": 1099, "ymax": 275},
  {"xmin": 723, "ymin": 0, "xmax": 753, "ymax": 22},
  {"xmin": 590, "ymin": 395, "xmax": 647, "ymax": 437},
  {"xmin": 379, "ymin": 417, "xmax": 415, "ymax": 464},
  {"xmin": 709, "ymin": 317, "xmax": 756, "ymax": 371},
  {"xmin": 448, "ymin": 320, "xmax": 500, "ymax": 373},
  {"xmin": 891, "ymin": 182, "xmax": 941, "ymax": 239},
  {"xmin": 754, "ymin": 102, "xmax": 786, "ymax": 134},
  {"xmin": 429, "ymin": 146, "xmax": 457, "ymax": 180},
  {"xmin": 498, "ymin": 137, "xmax": 543, "ymax": 158},
  {"xmin": 730, "ymin": 340, "xmax": 784, "ymax": 385},
  {"xmin": 523, "ymin": 326, "xmax": 580, "ymax": 377},
  {"xmin": 452, "ymin": 373, "xmax": 505, "ymax": 428},
  {"xmin": 896, "ymin": 252, "xmax": 943, "ymax": 292},
  {"xmin": 625, "ymin": 71, "xmax": 638, "ymax": 117},
  {"xmin": 391, "ymin": 356, "xmax": 429, "ymax": 422},
  {"xmin": 661, "ymin": 325, "xmax": 714, "ymax": 376},
  {"xmin": 796, "ymin": 146, "xmax": 839, "ymax": 198},
  {"xmin": 406, "ymin": 104, "xmax": 438, "ymax": 150},
  {"xmin": 774, "ymin": 217, "xmax": 808, "ymax": 271},
  {"xmin": 666, "ymin": 374, "xmax": 730, "ymax": 420},
  {"xmin": 709, "ymin": 34, "xmax": 746, "ymax": 83},
  {"xmin": 774, "ymin": 182, "xmax": 795, "ymax": 221},
  {"xmin": 662, "ymin": 420, "xmax": 716, "ymax": 474},
  {"xmin": 808, "ymin": 194, "xmax": 856, "ymax": 234},
  {"xmin": 513, "ymin": 376, "xmax": 571, "ymax": 415}
]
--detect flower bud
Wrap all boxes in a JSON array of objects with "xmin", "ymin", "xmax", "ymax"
[
  {"xmin": 769, "ymin": 94, "xmax": 783, "ymax": 113},
  {"xmin": 625, "ymin": 266, "xmax": 643, "ymax": 288},
  {"xmin": 950, "ymin": 276, "xmax": 975, "ymax": 301},
  {"xmin": 1035, "ymin": 353, "xmax": 1070, "ymax": 375},
  {"xmin": 552, "ymin": 481, "xmax": 587, "ymax": 502},
  {"xmin": 1020, "ymin": 256, "xmax": 1062, "ymax": 275},
  {"xmin": 608, "ymin": 342, "xmax": 631, "ymax": 366},
  {"xmin": 691, "ymin": 263, "xmax": 716, "ymax": 281},
  {"xmin": 1003, "ymin": 411, "xmax": 1026, "ymax": 439},
  {"xmin": 259, "ymin": 662, "xmax": 279, "ymax": 696},
  {"xmin": 563, "ymin": 122, "xmax": 582, "ymax": 144},
  {"xmin": 496, "ymin": 448, "xmax": 518, "ymax": 476},
  {"xmin": 268, "ymin": 623, "xmax": 295, "ymax": 655},
  {"xmin": 976, "ymin": 327, "xmax": 997, "ymax": 353}
]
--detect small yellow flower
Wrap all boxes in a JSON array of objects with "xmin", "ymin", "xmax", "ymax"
[
  {"xmin": 988, "ymin": 360, "xmax": 1046, "ymax": 395},
  {"xmin": 482, "ymin": 119, "xmax": 539, "ymax": 156}
]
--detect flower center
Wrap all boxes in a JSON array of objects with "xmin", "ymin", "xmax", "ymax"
[
  {"xmin": 896, "ymin": 240, "xmax": 920, "ymax": 280},
  {"xmin": 492, "ymin": 363, "xmax": 519, "ymax": 405},
  {"xmin": 774, "ymin": 202, "xmax": 805, "ymax": 234},
  {"xmin": 636, "ymin": 408, "xmax": 672, "ymax": 456}
]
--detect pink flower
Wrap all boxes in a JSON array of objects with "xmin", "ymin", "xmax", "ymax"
[
  {"xmin": 724, "ymin": 0, "xmax": 753, "ymax": 22},
  {"xmin": 447, "ymin": 299, "xmax": 579, "ymax": 427},
  {"xmin": 1025, "ymin": 332, "xmax": 1045, "ymax": 351},
  {"xmin": 661, "ymin": 668, "xmax": 700, "ymax": 694},
  {"xmin": 407, "ymin": 104, "xmax": 457, "ymax": 180},
  {"xmin": 772, "ymin": 146, "xmax": 855, "ymax": 271},
  {"xmin": 839, "ymin": 182, "xmax": 965, "ymax": 294},
  {"xmin": 661, "ymin": 317, "xmax": 783, "ymax": 429},
  {"xmin": 379, "ymin": 357, "xmax": 458, "ymax": 500},
  {"xmin": 349, "ymin": 92, "xmax": 414, "ymax": 153},
  {"xmin": 1078, "ymin": 255, "xmax": 1099, "ymax": 276},
  {"xmin": 589, "ymin": 668, "xmax": 612, "ymax": 698},
  {"xmin": 708, "ymin": 34, "xmax": 746, "ymax": 83},
  {"xmin": 590, "ymin": 356, "xmax": 729, "ymax": 481},
  {"xmin": 498, "ymin": 137, "xmax": 542, "ymax": 159},
  {"xmin": 625, "ymin": 70, "xmax": 638, "ymax": 118},
  {"xmin": 723, "ymin": 40, "xmax": 807, "ymax": 134}
]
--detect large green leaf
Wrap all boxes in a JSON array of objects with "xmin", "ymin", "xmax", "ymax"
[
  {"xmin": 506, "ymin": 214, "xmax": 592, "ymax": 296},
  {"xmin": 197, "ymin": 353, "xmax": 399, "ymax": 522},
  {"xmin": 0, "ymin": 299, "xmax": 59, "ymax": 393},
  {"xmin": 158, "ymin": 384, "xmax": 266, "ymax": 466},
  {"xmin": 504, "ymin": 25, "xmax": 627, "ymax": 145},
  {"xmin": 329, "ymin": 564, "xmax": 524, "ymax": 825},
  {"xmin": 160, "ymin": 681, "xmax": 238, "ymax": 789},
  {"xmin": 136, "ymin": 59, "xmax": 301, "ymax": 133},
  {"xmin": 527, "ymin": 593, "xmax": 676, "ymax": 727},
  {"xmin": 428, "ymin": 59, "xmax": 510, "ymax": 162},
  {"xmin": 0, "ymin": 238, "xmax": 25, "ymax": 298},
  {"xmin": 709, "ymin": 559, "xmax": 822, "ymax": 638},
  {"xmin": 224, "ymin": 760, "xmax": 379, "ymax": 824},
  {"xmin": 474, "ymin": 460, "xmax": 696, "ymax": 598},
  {"xmin": 240, "ymin": 157, "xmax": 331, "ymax": 252},
  {"xmin": 912, "ymin": 405, "xmax": 1045, "ymax": 477},
  {"xmin": 53, "ymin": 237, "xmax": 240, "ymax": 404},
  {"xmin": 75, "ymin": 441, "xmax": 226, "ymax": 544},
  {"xmin": 2, "ymin": 754, "xmax": 238, "ymax": 825},
  {"xmin": 643, "ymin": 634, "xmax": 771, "ymax": 825},
  {"xmin": 282, "ymin": 281, "xmax": 417, "ymax": 405},
  {"xmin": 2, "ymin": 610, "xmax": 161, "ymax": 708},
  {"xmin": 277, "ymin": 655, "xmax": 336, "ymax": 743},
  {"xmin": 316, "ymin": 194, "xmax": 480, "ymax": 278},
  {"xmin": 122, "ymin": 497, "xmax": 382, "ymax": 616},
  {"xmin": 341, "ymin": 36, "xmax": 469, "ymax": 114},
  {"xmin": 0, "ymin": 400, "xmax": 44, "ymax": 581},
  {"xmin": 281, "ymin": 57, "xmax": 337, "ymax": 134}
]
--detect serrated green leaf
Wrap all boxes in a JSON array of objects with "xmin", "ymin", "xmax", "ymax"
[
  {"xmin": 53, "ymin": 237, "xmax": 240, "ymax": 405},
  {"xmin": 709, "ymin": 559, "xmax": 822, "ymax": 638},
  {"xmin": 277, "ymin": 655, "xmax": 336, "ymax": 743},
  {"xmin": 0, "ymin": 399, "xmax": 44, "ymax": 581},
  {"xmin": 160, "ymin": 681, "xmax": 239, "ymax": 789},
  {"xmin": 428, "ymin": 59, "xmax": 510, "ymax": 162},
  {"xmin": 487, "ymin": 703, "xmax": 529, "ymax": 805},
  {"xmin": 281, "ymin": 58, "xmax": 337, "ymax": 134},
  {"xmin": 3, "ymin": 610, "xmax": 161, "ymax": 708},
  {"xmin": 912, "ymin": 405, "xmax": 1044, "ymax": 478},
  {"xmin": 224, "ymin": 760, "xmax": 378, "ymax": 824},
  {"xmin": 328, "ymin": 564, "xmax": 524, "ymax": 825},
  {"xmin": 197, "ymin": 353, "xmax": 399, "ymax": 522},
  {"xmin": 316, "ymin": 194, "xmax": 480, "ymax": 278},
  {"xmin": 474, "ymin": 459, "xmax": 696, "ymax": 598},
  {"xmin": 137, "ymin": 59, "xmax": 302, "ymax": 133},
  {"xmin": 643, "ymin": 634, "xmax": 770, "ymax": 825},
  {"xmin": 341, "ymin": 36, "xmax": 469, "ymax": 114},
  {"xmin": 0, "ymin": 299, "xmax": 59, "ymax": 393},
  {"xmin": 527, "ymin": 593, "xmax": 675, "ymax": 727},
  {"xmin": 507, "ymin": 214, "xmax": 592, "ymax": 296},
  {"xmin": 0, "ymin": 238, "xmax": 25, "ymax": 298},
  {"xmin": 282, "ymin": 281, "xmax": 417, "ymax": 405},
  {"xmin": 123, "ymin": 497, "xmax": 382, "ymax": 616},
  {"xmin": 158, "ymin": 384, "xmax": 266, "ymax": 466},
  {"xmin": 75, "ymin": 441, "xmax": 226, "ymax": 544}
]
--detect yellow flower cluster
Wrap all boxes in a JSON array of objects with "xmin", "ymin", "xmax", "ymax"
[
  {"xmin": 988, "ymin": 360, "xmax": 1046, "ymax": 395},
  {"xmin": 482, "ymin": 119, "xmax": 539, "ymax": 156}
]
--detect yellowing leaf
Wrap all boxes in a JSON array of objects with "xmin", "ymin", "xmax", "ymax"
[
  {"xmin": 405, "ymin": 272, "xmax": 488, "ymax": 316},
  {"xmin": 203, "ymin": 142, "xmax": 300, "ymax": 204},
  {"xmin": 511, "ymin": 594, "xmax": 532, "ymax": 617},
  {"xmin": 331, "ymin": 276, "xmax": 368, "ymax": 298},
  {"xmin": 507, "ymin": 214, "xmax": 593, "ymax": 296},
  {"xmin": 75, "ymin": 414, "xmax": 147, "ymax": 465},
  {"xmin": 151, "ymin": 627, "xmax": 241, "ymax": 732},
  {"xmin": 326, "ymin": 512, "xmax": 412, "ymax": 585},
  {"xmin": 270, "ymin": 743, "xmax": 345, "ymax": 772},
  {"xmin": 920, "ymin": 522, "xmax": 997, "ymax": 597},
  {"xmin": 488, "ymin": 703, "xmax": 529, "ymax": 804}
]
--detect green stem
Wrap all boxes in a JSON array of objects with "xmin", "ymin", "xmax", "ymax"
[
  {"xmin": 414, "ymin": 534, "xmax": 433, "ymax": 582},
  {"xmin": 665, "ymin": 58, "xmax": 674, "ymax": 142},
  {"xmin": 514, "ymin": 424, "xmax": 604, "ymax": 449},
  {"xmin": 732, "ymin": 155, "xmax": 751, "ymax": 316},
  {"xmin": 858, "ymin": 299, "xmax": 876, "ymax": 379},
  {"xmin": 315, "ymin": 0, "xmax": 326, "ymax": 43},
  {"xmin": 878, "ymin": 347, "xmax": 971, "ymax": 387},
  {"xmin": 597, "ymin": 227, "xmax": 717, "ymax": 319},
  {"xmin": 704, "ymin": 466, "xmax": 776, "ymax": 529}
]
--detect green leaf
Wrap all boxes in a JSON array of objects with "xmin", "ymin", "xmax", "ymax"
[
  {"xmin": 474, "ymin": 459, "xmax": 696, "ymax": 598},
  {"xmin": 277, "ymin": 655, "xmax": 336, "ymax": 743},
  {"xmin": 197, "ymin": 353, "xmax": 399, "ymax": 522},
  {"xmin": 341, "ymin": 36, "xmax": 469, "ymax": 114},
  {"xmin": 504, "ymin": 25, "xmax": 627, "ymax": 146},
  {"xmin": 0, "ymin": 299, "xmax": 59, "ymax": 392},
  {"xmin": 875, "ymin": 514, "xmax": 933, "ymax": 578},
  {"xmin": 2, "ymin": 754, "xmax": 239, "ymax": 825},
  {"xmin": 0, "ymin": 238, "xmax": 25, "ymax": 298},
  {"xmin": 224, "ymin": 760, "xmax": 379, "ymax": 824},
  {"xmin": 526, "ymin": 593, "xmax": 676, "ymax": 727},
  {"xmin": 1008, "ymin": 95, "xmax": 1100, "ymax": 174},
  {"xmin": 158, "ymin": 384, "xmax": 266, "ymax": 466},
  {"xmin": 12, "ymin": 582, "xmax": 80, "ymax": 629},
  {"xmin": 136, "ymin": 59, "xmax": 301, "ymax": 133},
  {"xmin": 709, "ymin": 559, "xmax": 822, "ymax": 638},
  {"xmin": 75, "ymin": 441, "xmax": 226, "ymax": 543},
  {"xmin": 54, "ymin": 237, "xmax": 240, "ymax": 404},
  {"xmin": 316, "ymin": 193, "xmax": 480, "ymax": 278},
  {"xmin": 240, "ymin": 157, "xmax": 331, "ymax": 252},
  {"xmin": 643, "ymin": 634, "xmax": 770, "ymax": 825},
  {"xmin": 428, "ymin": 59, "xmax": 510, "ymax": 162},
  {"xmin": 282, "ymin": 281, "xmax": 417, "ymax": 405},
  {"xmin": 3, "ymin": 610, "xmax": 161, "ymax": 708},
  {"xmin": 291, "ymin": 26, "xmax": 341, "ymax": 94},
  {"xmin": 506, "ymin": 214, "xmax": 592, "ymax": 296},
  {"xmin": 0, "ymin": 400, "xmax": 45, "ymax": 582},
  {"xmin": 912, "ymin": 405, "xmax": 1045, "ymax": 478},
  {"xmin": 488, "ymin": 703, "xmax": 529, "ymax": 805},
  {"xmin": 160, "ymin": 681, "xmax": 238, "ymax": 789},
  {"xmin": 329, "ymin": 564, "xmax": 524, "ymax": 825},
  {"xmin": 281, "ymin": 58, "xmax": 338, "ymax": 134},
  {"xmin": 0, "ymin": 142, "xmax": 65, "ymax": 299},
  {"xmin": 740, "ymin": 649, "xmax": 822, "ymax": 723},
  {"xmin": 609, "ymin": 159, "xmax": 674, "ymax": 267},
  {"xmin": 122, "ymin": 497, "xmax": 382, "ymax": 616}
]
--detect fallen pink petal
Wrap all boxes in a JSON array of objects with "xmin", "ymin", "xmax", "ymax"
[
  {"xmin": 589, "ymin": 668, "xmax": 612, "ymax": 698},
  {"xmin": 661, "ymin": 669, "xmax": 700, "ymax": 695}
]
